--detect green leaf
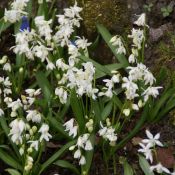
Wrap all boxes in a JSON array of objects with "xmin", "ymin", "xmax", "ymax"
[
  {"xmin": 82, "ymin": 134, "xmax": 95, "ymax": 174},
  {"xmin": 70, "ymin": 90, "xmax": 85, "ymax": 133},
  {"xmin": 80, "ymin": 55, "xmax": 124, "ymax": 79},
  {"xmin": 47, "ymin": 116, "xmax": 71, "ymax": 140},
  {"xmin": 101, "ymin": 101, "xmax": 113, "ymax": 120},
  {"xmin": 91, "ymin": 99, "xmax": 102, "ymax": 127},
  {"xmin": 39, "ymin": 140, "xmax": 76, "ymax": 174},
  {"xmin": 0, "ymin": 18, "xmax": 11, "ymax": 35},
  {"xmin": 5, "ymin": 169, "xmax": 21, "ymax": 175},
  {"xmin": 0, "ymin": 117, "xmax": 20, "ymax": 158},
  {"xmin": 110, "ymin": 104, "xmax": 149, "ymax": 157},
  {"xmin": 59, "ymin": 98, "xmax": 70, "ymax": 119},
  {"xmin": 0, "ymin": 149, "xmax": 22, "ymax": 171},
  {"xmin": 149, "ymin": 88, "xmax": 175, "ymax": 121},
  {"xmin": 54, "ymin": 160, "xmax": 80, "ymax": 175},
  {"xmin": 113, "ymin": 95, "xmax": 123, "ymax": 110},
  {"xmin": 37, "ymin": 0, "xmax": 49, "ymax": 19},
  {"xmin": 36, "ymin": 71, "xmax": 53, "ymax": 103},
  {"xmin": 96, "ymin": 24, "xmax": 129, "ymax": 67},
  {"xmin": 139, "ymin": 155, "xmax": 154, "ymax": 175},
  {"xmin": 124, "ymin": 161, "xmax": 134, "ymax": 175}
]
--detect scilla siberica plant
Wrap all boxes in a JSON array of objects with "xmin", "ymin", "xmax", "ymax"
[{"xmin": 0, "ymin": 1, "xmax": 174, "ymax": 175}]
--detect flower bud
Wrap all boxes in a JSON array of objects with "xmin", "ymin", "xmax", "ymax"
[
  {"xmin": 32, "ymin": 126, "xmax": 37, "ymax": 133},
  {"xmin": 88, "ymin": 126, "xmax": 93, "ymax": 133},
  {"xmin": 0, "ymin": 55, "xmax": 7, "ymax": 64},
  {"xmin": 27, "ymin": 147, "xmax": 33, "ymax": 153},
  {"xmin": 69, "ymin": 145, "xmax": 76, "ymax": 151},
  {"xmin": 123, "ymin": 109, "xmax": 130, "ymax": 116},
  {"xmin": 138, "ymin": 100, "xmax": 143, "ymax": 108},
  {"xmin": 19, "ymin": 67, "xmax": 24, "ymax": 73}
]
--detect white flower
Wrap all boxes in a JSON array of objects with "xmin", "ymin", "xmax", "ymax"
[
  {"xmin": 132, "ymin": 104, "xmax": 139, "ymax": 111},
  {"xmin": 134, "ymin": 13, "xmax": 148, "ymax": 27},
  {"xmin": 25, "ymin": 88, "xmax": 41, "ymax": 97},
  {"xmin": 123, "ymin": 109, "xmax": 130, "ymax": 116},
  {"xmin": 144, "ymin": 70, "xmax": 155, "ymax": 86},
  {"xmin": 32, "ymin": 44, "xmax": 52, "ymax": 62},
  {"xmin": 0, "ymin": 108, "xmax": 4, "ymax": 117},
  {"xmin": 77, "ymin": 134, "xmax": 93, "ymax": 151},
  {"xmin": 3, "ymin": 63, "xmax": 11, "ymax": 72},
  {"xmin": 9, "ymin": 119, "xmax": 26, "ymax": 144},
  {"xmin": 39, "ymin": 124, "xmax": 52, "ymax": 142},
  {"xmin": 8, "ymin": 99, "xmax": 23, "ymax": 111},
  {"xmin": 56, "ymin": 59, "xmax": 69, "ymax": 71},
  {"xmin": 63, "ymin": 118, "xmax": 78, "ymax": 138},
  {"xmin": 55, "ymin": 87, "xmax": 68, "ymax": 104},
  {"xmin": 3, "ymin": 77, "xmax": 12, "ymax": 87},
  {"xmin": 26, "ymin": 110, "xmax": 42, "ymax": 123},
  {"xmin": 150, "ymin": 163, "xmax": 170, "ymax": 174},
  {"xmin": 128, "ymin": 54, "xmax": 136, "ymax": 63},
  {"xmin": 138, "ymin": 143, "xmax": 153, "ymax": 163},
  {"xmin": 142, "ymin": 86, "xmax": 162, "ymax": 102},
  {"xmin": 84, "ymin": 140, "xmax": 93, "ymax": 150},
  {"xmin": 122, "ymin": 77, "xmax": 138, "ymax": 100},
  {"xmin": 98, "ymin": 122, "xmax": 117, "ymax": 145},
  {"xmin": 34, "ymin": 16, "xmax": 52, "ymax": 42},
  {"xmin": 79, "ymin": 155, "xmax": 86, "ymax": 165},
  {"xmin": 46, "ymin": 59, "xmax": 56, "ymax": 70},
  {"xmin": 74, "ymin": 149, "xmax": 81, "ymax": 159},
  {"xmin": 75, "ymin": 36, "xmax": 91, "ymax": 49},
  {"xmin": 28, "ymin": 140, "xmax": 39, "ymax": 151},
  {"xmin": 128, "ymin": 29, "xmax": 144, "ymax": 49},
  {"xmin": 110, "ymin": 35, "xmax": 126, "ymax": 55},
  {"xmin": 142, "ymin": 130, "xmax": 163, "ymax": 148}
]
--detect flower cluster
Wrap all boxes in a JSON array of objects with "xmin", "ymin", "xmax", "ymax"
[
  {"xmin": 4, "ymin": 0, "xmax": 29, "ymax": 23},
  {"xmin": 64, "ymin": 118, "xmax": 93, "ymax": 165},
  {"xmin": 98, "ymin": 119, "xmax": 117, "ymax": 146},
  {"xmin": 138, "ymin": 130, "xmax": 174, "ymax": 175},
  {"xmin": 54, "ymin": 1, "xmax": 82, "ymax": 47},
  {"xmin": 69, "ymin": 133, "xmax": 93, "ymax": 165}
]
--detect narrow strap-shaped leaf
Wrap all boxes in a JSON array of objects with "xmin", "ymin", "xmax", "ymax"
[
  {"xmin": 36, "ymin": 71, "xmax": 53, "ymax": 103},
  {"xmin": 91, "ymin": 99, "xmax": 102, "ymax": 127},
  {"xmin": 0, "ymin": 117, "xmax": 20, "ymax": 158},
  {"xmin": 123, "ymin": 161, "xmax": 134, "ymax": 175},
  {"xmin": 101, "ymin": 101, "xmax": 113, "ymax": 120},
  {"xmin": 54, "ymin": 160, "xmax": 80, "ymax": 175},
  {"xmin": 149, "ymin": 88, "xmax": 175, "ymax": 121},
  {"xmin": 82, "ymin": 134, "xmax": 95, "ymax": 174},
  {"xmin": 70, "ymin": 90, "xmax": 85, "ymax": 133},
  {"xmin": 0, "ymin": 18, "xmax": 11, "ymax": 35},
  {"xmin": 39, "ymin": 140, "xmax": 76, "ymax": 174},
  {"xmin": 154, "ymin": 97, "xmax": 175, "ymax": 122},
  {"xmin": 37, "ymin": 0, "xmax": 48, "ymax": 19},
  {"xmin": 113, "ymin": 95, "xmax": 123, "ymax": 110},
  {"xmin": 5, "ymin": 169, "xmax": 21, "ymax": 175},
  {"xmin": 96, "ymin": 24, "xmax": 129, "ymax": 67},
  {"xmin": 138, "ymin": 154, "xmax": 154, "ymax": 175},
  {"xmin": 47, "ymin": 116, "xmax": 71, "ymax": 140},
  {"xmin": 0, "ymin": 149, "xmax": 23, "ymax": 171}
]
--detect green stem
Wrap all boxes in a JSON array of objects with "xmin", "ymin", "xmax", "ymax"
[
  {"xmin": 102, "ymin": 142, "xmax": 109, "ymax": 175},
  {"xmin": 141, "ymin": 26, "xmax": 147, "ymax": 63},
  {"xmin": 113, "ymin": 155, "xmax": 117, "ymax": 175}
]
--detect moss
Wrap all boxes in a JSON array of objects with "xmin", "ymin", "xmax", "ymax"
[
  {"xmin": 152, "ymin": 32, "xmax": 175, "ymax": 86},
  {"xmin": 71, "ymin": 0, "xmax": 130, "ymax": 37}
]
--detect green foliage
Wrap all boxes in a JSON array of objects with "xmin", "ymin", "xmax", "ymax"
[
  {"xmin": 139, "ymin": 155, "xmax": 154, "ymax": 175},
  {"xmin": 143, "ymin": 3, "xmax": 153, "ymax": 12},
  {"xmin": 161, "ymin": 6, "xmax": 173, "ymax": 17}
]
